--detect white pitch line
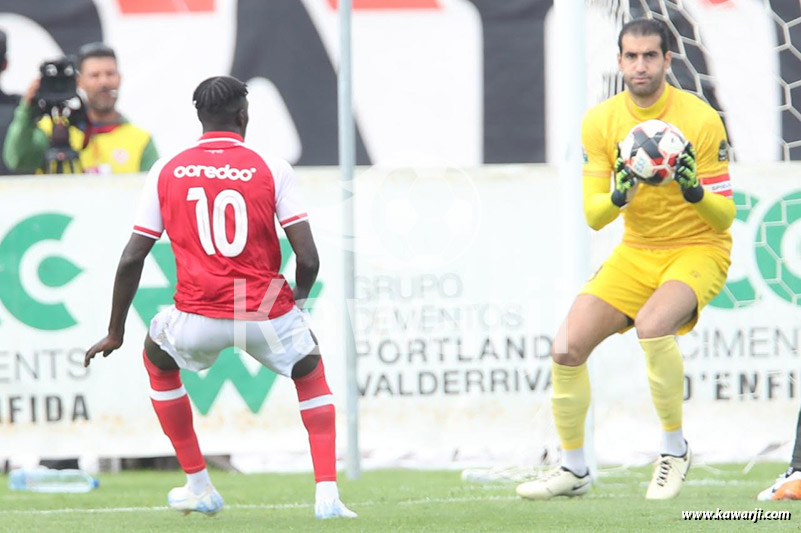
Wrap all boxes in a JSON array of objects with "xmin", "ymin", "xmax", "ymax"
[
  {"xmin": 398, "ymin": 495, "xmax": 516, "ymax": 505},
  {"xmin": 0, "ymin": 494, "xmax": 519, "ymax": 516},
  {"xmin": 0, "ymin": 483, "xmax": 768, "ymax": 516}
]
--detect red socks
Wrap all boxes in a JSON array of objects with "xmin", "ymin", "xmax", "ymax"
[
  {"xmin": 144, "ymin": 350, "xmax": 336, "ymax": 481},
  {"xmin": 293, "ymin": 359, "xmax": 337, "ymax": 482},
  {"xmin": 143, "ymin": 351, "xmax": 205, "ymax": 474}
]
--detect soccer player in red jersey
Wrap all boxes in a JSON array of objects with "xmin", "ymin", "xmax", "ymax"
[{"xmin": 85, "ymin": 76, "xmax": 356, "ymax": 519}]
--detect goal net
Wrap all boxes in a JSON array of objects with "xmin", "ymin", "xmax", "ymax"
[{"xmin": 598, "ymin": 0, "xmax": 798, "ymax": 162}]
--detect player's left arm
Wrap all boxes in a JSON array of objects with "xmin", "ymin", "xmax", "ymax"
[
  {"xmin": 85, "ymin": 158, "xmax": 166, "ymax": 366},
  {"xmin": 85, "ymin": 234, "xmax": 156, "ymax": 367},
  {"xmin": 675, "ymin": 113, "xmax": 735, "ymax": 232}
]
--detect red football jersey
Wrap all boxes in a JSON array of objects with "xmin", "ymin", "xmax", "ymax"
[{"xmin": 132, "ymin": 132, "xmax": 308, "ymax": 319}]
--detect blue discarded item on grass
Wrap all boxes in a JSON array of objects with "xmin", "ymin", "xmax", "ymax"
[{"xmin": 8, "ymin": 468, "xmax": 99, "ymax": 493}]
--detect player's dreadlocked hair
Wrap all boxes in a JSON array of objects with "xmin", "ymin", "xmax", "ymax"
[{"xmin": 192, "ymin": 76, "xmax": 248, "ymax": 122}]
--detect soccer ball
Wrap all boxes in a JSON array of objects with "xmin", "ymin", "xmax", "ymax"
[{"xmin": 619, "ymin": 119, "xmax": 687, "ymax": 186}]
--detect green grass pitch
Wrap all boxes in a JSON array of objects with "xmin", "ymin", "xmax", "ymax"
[{"xmin": 0, "ymin": 464, "xmax": 798, "ymax": 532}]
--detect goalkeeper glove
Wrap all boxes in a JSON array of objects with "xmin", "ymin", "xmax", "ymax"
[
  {"xmin": 611, "ymin": 145, "xmax": 638, "ymax": 208},
  {"xmin": 675, "ymin": 142, "xmax": 704, "ymax": 203}
]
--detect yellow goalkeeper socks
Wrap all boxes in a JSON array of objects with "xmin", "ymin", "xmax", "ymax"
[
  {"xmin": 640, "ymin": 335, "xmax": 685, "ymax": 453},
  {"xmin": 551, "ymin": 361, "xmax": 591, "ymax": 455}
]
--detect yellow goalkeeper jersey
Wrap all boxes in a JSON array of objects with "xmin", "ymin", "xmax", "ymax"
[{"xmin": 581, "ymin": 83, "xmax": 732, "ymax": 252}]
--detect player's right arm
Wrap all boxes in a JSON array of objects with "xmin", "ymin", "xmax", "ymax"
[
  {"xmin": 581, "ymin": 110, "xmax": 625, "ymax": 230},
  {"xmin": 272, "ymin": 157, "xmax": 319, "ymax": 309},
  {"xmin": 85, "ymin": 158, "xmax": 166, "ymax": 366},
  {"xmin": 583, "ymin": 173, "xmax": 626, "ymax": 231},
  {"xmin": 284, "ymin": 222, "xmax": 319, "ymax": 309}
]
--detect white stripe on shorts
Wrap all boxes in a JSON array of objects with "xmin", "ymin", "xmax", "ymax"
[
  {"xmin": 298, "ymin": 394, "xmax": 334, "ymax": 411},
  {"xmin": 149, "ymin": 386, "xmax": 187, "ymax": 402}
]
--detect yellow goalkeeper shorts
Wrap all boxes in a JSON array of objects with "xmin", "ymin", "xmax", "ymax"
[{"xmin": 580, "ymin": 243, "xmax": 730, "ymax": 335}]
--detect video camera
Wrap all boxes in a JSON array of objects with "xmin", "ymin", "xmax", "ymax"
[
  {"xmin": 34, "ymin": 57, "xmax": 83, "ymax": 116},
  {"xmin": 34, "ymin": 57, "xmax": 84, "ymax": 173}
]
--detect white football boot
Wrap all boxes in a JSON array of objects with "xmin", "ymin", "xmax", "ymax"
[
  {"xmin": 314, "ymin": 481, "xmax": 357, "ymax": 519},
  {"xmin": 167, "ymin": 483, "xmax": 224, "ymax": 515},
  {"xmin": 516, "ymin": 467, "xmax": 591, "ymax": 500},
  {"xmin": 646, "ymin": 444, "xmax": 691, "ymax": 500},
  {"xmin": 315, "ymin": 498, "xmax": 358, "ymax": 519}
]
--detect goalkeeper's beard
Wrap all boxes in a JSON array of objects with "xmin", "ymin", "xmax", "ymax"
[{"xmin": 623, "ymin": 75, "xmax": 662, "ymax": 100}]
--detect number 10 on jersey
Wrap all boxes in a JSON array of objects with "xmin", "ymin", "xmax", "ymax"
[{"xmin": 187, "ymin": 187, "xmax": 248, "ymax": 257}]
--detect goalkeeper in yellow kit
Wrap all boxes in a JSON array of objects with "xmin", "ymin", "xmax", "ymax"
[{"xmin": 517, "ymin": 18, "xmax": 735, "ymax": 501}]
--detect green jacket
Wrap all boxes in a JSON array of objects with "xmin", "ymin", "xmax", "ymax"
[{"xmin": 3, "ymin": 101, "xmax": 158, "ymax": 174}]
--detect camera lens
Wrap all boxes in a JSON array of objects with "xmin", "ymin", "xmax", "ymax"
[{"xmin": 45, "ymin": 64, "xmax": 58, "ymax": 77}]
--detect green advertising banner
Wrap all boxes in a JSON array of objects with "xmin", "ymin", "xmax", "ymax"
[{"xmin": 1, "ymin": 165, "xmax": 800, "ymax": 471}]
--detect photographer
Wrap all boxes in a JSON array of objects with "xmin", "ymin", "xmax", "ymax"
[{"xmin": 2, "ymin": 42, "xmax": 158, "ymax": 174}]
